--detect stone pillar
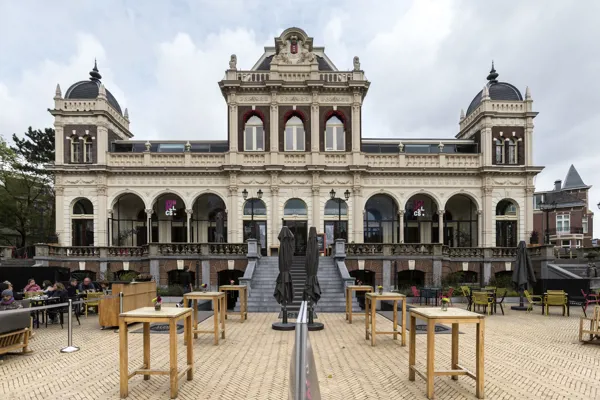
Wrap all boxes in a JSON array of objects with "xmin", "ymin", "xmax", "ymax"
[
  {"xmin": 96, "ymin": 125, "xmax": 108, "ymax": 165},
  {"xmin": 54, "ymin": 123, "xmax": 64, "ymax": 165},
  {"xmin": 270, "ymin": 185, "xmax": 279, "ymax": 253},
  {"xmin": 228, "ymin": 101, "xmax": 238, "ymax": 163},
  {"xmin": 399, "ymin": 211, "xmax": 405, "ymax": 243},
  {"xmin": 432, "ymin": 260, "xmax": 442, "ymax": 287},
  {"xmin": 437, "ymin": 210, "xmax": 444, "ymax": 244},
  {"xmin": 483, "ymin": 262, "xmax": 492, "ymax": 285},
  {"xmin": 145, "ymin": 209, "xmax": 153, "ymax": 244},
  {"xmin": 311, "ymin": 98, "xmax": 319, "ymax": 160},
  {"xmin": 150, "ymin": 259, "xmax": 160, "ymax": 286},
  {"xmin": 100, "ymin": 261, "xmax": 108, "ymax": 280},
  {"xmin": 202, "ymin": 260, "xmax": 211, "ymax": 288},
  {"xmin": 106, "ymin": 210, "xmax": 113, "ymax": 246},
  {"xmin": 229, "ymin": 187, "xmax": 239, "ymax": 242},
  {"xmin": 96, "ymin": 192, "xmax": 108, "ymax": 247},
  {"xmin": 270, "ymin": 101, "xmax": 279, "ymax": 163},
  {"xmin": 383, "ymin": 260, "xmax": 391, "ymax": 291},
  {"xmin": 311, "ymin": 186, "xmax": 320, "ymax": 231},
  {"xmin": 477, "ymin": 210, "xmax": 483, "ymax": 247},
  {"xmin": 525, "ymin": 187, "xmax": 535, "ymax": 242},
  {"xmin": 186, "ymin": 209, "xmax": 193, "ymax": 242},
  {"xmin": 482, "ymin": 186, "xmax": 494, "ymax": 247},
  {"xmin": 352, "ymin": 187, "xmax": 363, "ymax": 243}
]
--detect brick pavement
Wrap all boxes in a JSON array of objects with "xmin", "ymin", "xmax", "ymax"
[{"xmin": 1, "ymin": 306, "xmax": 599, "ymax": 399}]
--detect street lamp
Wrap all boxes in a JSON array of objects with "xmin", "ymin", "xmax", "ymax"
[
  {"xmin": 242, "ymin": 189, "xmax": 262, "ymax": 239},
  {"xmin": 541, "ymin": 200, "xmax": 557, "ymax": 245},
  {"xmin": 330, "ymin": 189, "xmax": 351, "ymax": 240}
]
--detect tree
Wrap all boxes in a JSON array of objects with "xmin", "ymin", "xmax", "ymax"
[{"xmin": 0, "ymin": 130, "xmax": 55, "ymax": 249}]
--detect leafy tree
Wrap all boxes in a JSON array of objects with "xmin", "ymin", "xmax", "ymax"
[{"xmin": 0, "ymin": 131, "xmax": 55, "ymax": 249}]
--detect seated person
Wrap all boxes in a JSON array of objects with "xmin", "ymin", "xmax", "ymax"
[
  {"xmin": 0, "ymin": 281, "xmax": 13, "ymax": 292},
  {"xmin": 98, "ymin": 280, "xmax": 109, "ymax": 293},
  {"xmin": 41, "ymin": 280, "xmax": 53, "ymax": 293},
  {"xmin": 49, "ymin": 283, "xmax": 68, "ymax": 301},
  {"xmin": 0, "ymin": 289, "xmax": 23, "ymax": 311},
  {"xmin": 67, "ymin": 279, "xmax": 78, "ymax": 298},
  {"xmin": 24, "ymin": 279, "xmax": 41, "ymax": 293},
  {"xmin": 78, "ymin": 277, "xmax": 96, "ymax": 293}
]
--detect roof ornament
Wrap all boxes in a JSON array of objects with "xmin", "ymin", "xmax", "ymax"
[
  {"xmin": 353, "ymin": 56, "xmax": 361, "ymax": 71},
  {"xmin": 525, "ymin": 86, "xmax": 531, "ymax": 100},
  {"xmin": 460, "ymin": 108, "xmax": 465, "ymax": 121},
  {"xmin": 124, "ymin": 108, "xmax": 129, "ymax": 120},
  {"xmin": 486, "ymin": 60, "xmax": 499, "ymax": 83},
  {"xmin": 229, "ymin": 54, "xmax": 237, "ymax": 70},
  {"xmin": 55, "ymin": 83, "xmax": 62, "ymax": 99},
  {"xmin": 482, "ymin": 84, "xmax": 490, "ymax": 100},
  {"xmin": 89, "ymin": 59, "xmax": 102, "ymax": 82},
  {"xmin": 98, "ymin": 83, "xmax": 106, "ymax": 97}
]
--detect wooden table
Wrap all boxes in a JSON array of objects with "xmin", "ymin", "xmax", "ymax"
[
  {"xmin": 345, "ymin": 285, "xmax": 373, "ymax": 323},
  {"xmin": 365, "ymin": 292, "xmax": 406, "ymax": 346},
  {"xmin": 119, "ymin": 307, "xmax": 193, "ymax": 399},
  {"xmin": 409, "ymin": 307, "xmax": 485, "ymax": 399},
  {"xmin": 219, "ymin": 285, "xmax": 248, "ymax": 322},
  {"xmin": 183, "ymin": 291, "xmax": 226, "ymax": 345}
]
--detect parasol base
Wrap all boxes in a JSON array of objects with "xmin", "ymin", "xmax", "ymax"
[
  {"xmin": 510, "ymin": 305, "xmax": 529, "ymax": 311},
  {"xmin": 307, "ymin": 322, "xmax": 324, "ymax": 331},
  {"xmin": 272, "ymin": 322, "xmax": 295, "ymax": 331}
]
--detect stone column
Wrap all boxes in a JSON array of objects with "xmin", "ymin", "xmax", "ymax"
[
  {"xmin": 311, "ymin": 96, "xmax": 320, "ymax": 161},
  {"xmin": 54, "ymin": 123, "xmax": 64, "ymax": 165},
  {"xmin": 270, "ymin": 101, "xmax": 279, "ymax": 163},
  {"xmin": 483, "ymin": 262, "xmax": 492, "ymax": 285},
  {"xmin": 432, "ymin": 260, "xmax": 442, "ymax": 287},
  {"xmin": 312, "ymin": 186, "xmax": 320, "ymax": 231},
  {"xmin": 106, "ymin": 210, "xmax": 113, "ymax": 246},
  {"xmin": 145, "ymin": 209, "xmax": 153, "ymax": 244},
  {"xmin": 383, "ymin": 260, "xmax": 391, "ymax": 291},
  {"xmin": 437, "ymin": 210, "xmax": 444, "ymax": 244},
  {"xmin": 202, "ymin": 260, "xmax": 211, "ymax": 288},
  {"xmin": 270, "ymin": 182, "xmax": 279, "ymax": 253},
  {"xmin": 399, "ymin": 210, "xmax": 405, "ymax": 243},
  {"xmin": 525, "ymin": 187, "xmax": 535, "ymax": 242},
  {"xmin": 477, "ymin": 210, "xmax": 483, "ymax": 247},
  {"xmin": 482, "ymin": 185, "xmax": 494, "ymax": 247},
  {"xmin": 186, "ymin": 209, "xmax": 193, "ymax": 242},
  {"xmin": 228, "ymin": 101, "xmax": 238, "ymax": 164},
  {"xmin": 229, "ymin": 187, "xmax": 239, "ymax": 242},
  {"xmin": 352, "ymin": 174, "xmax": 363, "ymax": 243},
  {"xmin": 150, "ymin": 259, "xmax": 160, "ymax": 285},
  {"xmin": 96, "ymin": 190, "xmax": 108, "ymax": 246}
]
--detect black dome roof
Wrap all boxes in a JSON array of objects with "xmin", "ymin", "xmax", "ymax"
[
  {"xmin": 64, "ymin": 61, "xmax": 122, "ymax": 115},
  {"xmin": 466, "ymin": 63, "xmax": 522, "ymax": 115}
]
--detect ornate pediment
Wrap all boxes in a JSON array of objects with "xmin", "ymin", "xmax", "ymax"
[{"xmin": 272, "ymin": 28, "xmax": 317, "ymax": 66}]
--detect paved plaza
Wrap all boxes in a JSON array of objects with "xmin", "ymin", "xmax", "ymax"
[{"xmin": 1, "ymin": 305, "xmax": 599, "ymax": 400}]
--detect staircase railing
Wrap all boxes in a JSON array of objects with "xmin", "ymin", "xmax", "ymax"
[{"xmin": 332, "ymin": 239, "xmax": 355, "ymax": 290}]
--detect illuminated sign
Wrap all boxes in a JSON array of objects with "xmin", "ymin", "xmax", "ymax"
[
  {"xmin": 413, "ymin": 200, "xmax": 426, "ymax": 217},
  {"xmin": 165, "ymin": 200, "xmax": 177, "ymax": 216}
]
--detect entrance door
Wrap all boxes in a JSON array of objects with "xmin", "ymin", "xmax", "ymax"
[
  {"xmin": 283, "ymin": 220, "xmax": 307, "ymax": 255},
  {"xmin": 496, "ymin": 221, "xmax": 517, "ymax": 247},
  {"xmin": 243, "ymin": 221, "xmax": 267, "ymax": 256}
]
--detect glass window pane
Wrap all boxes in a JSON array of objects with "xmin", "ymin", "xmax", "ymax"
[
  {"xmin": 326, "ymin": 127, "xmax": 333, "ymax": 150},
  {"xmin": 296, "ymin": 127, "xmax": 304, "ymax": 151},
  {"xmin": 336, "ymin": 127, "xmax": 344, "ymax": 151},
  {"xmin": 285, "ymin": 127, "xmax": 293, "ymax": 150},
  {"xmin": 255, "ymin": 127, "xmax": 264, "ymax": 150},
  {"xmin": 245, "ymin": 127, "xmax": 253, "ymax": 150}
]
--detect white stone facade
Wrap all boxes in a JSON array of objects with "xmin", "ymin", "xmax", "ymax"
[{"xmin": 50, "ymin": 28, "xmax": 543, "ymax": 252}]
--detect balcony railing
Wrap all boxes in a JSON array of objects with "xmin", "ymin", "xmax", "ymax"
[
  {"xmin": 548, "ymin": 227, "xmax": 584, "ymax": 236},
  {"xmin": 345, "ymin": 243, "xmax": 529, "ymax": 259},
  {"xmin": 38, "ymin": 243, "xmax": 249, "ymax": 258}
]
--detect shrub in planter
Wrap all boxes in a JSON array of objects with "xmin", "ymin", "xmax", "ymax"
[{"xmin": 529, "ymin": 230, "xmax": 539, "ymax": 245}]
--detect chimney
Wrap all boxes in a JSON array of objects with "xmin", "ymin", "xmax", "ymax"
[{"xmin": 554, "ymin": 180, "xmax": 562, "ymax": 191}]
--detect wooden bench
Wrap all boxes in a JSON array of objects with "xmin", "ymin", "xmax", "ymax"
[
  {"xmin": 579, "ymin": 305, "xmax": 600, "ymax": 344},
  {"xmin": 0, "ymin": 328, "xmax": 31, "ymax": 359}
]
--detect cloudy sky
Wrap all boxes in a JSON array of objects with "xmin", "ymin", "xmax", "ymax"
[{"xmin": 1, "ymin": 0, "xmax": 598, "ymax": 236}]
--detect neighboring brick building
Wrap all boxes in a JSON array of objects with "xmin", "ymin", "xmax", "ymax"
[{"xmin": 533, "ymin": 165, "xmax": 594, "ymax": 248}]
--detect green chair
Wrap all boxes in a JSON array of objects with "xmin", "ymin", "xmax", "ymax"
[
  {"xmin": 472, "ymin": 292, "xmax": 493, "ymax": 315},
  {"xmin": 524, "ymin": 290, "xmax": 543, "ymax": 313}
]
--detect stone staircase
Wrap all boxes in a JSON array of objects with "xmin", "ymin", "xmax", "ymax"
[{"xmin": 242, "ymin": 256, "xmax": 358, "ymax": 313}]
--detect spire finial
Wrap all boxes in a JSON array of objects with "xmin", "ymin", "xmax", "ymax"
[
  {"xmin": 124, "ymin": 108, "xmax": 129, "ymax": 119},
  {"xmin": 460, "ymin": 108, "xmax": 465, "ymax": 120},
  {"xmin": 525, "ymin": 86, "xmax": 531, "ymax": 100},
  {"xmin": 487, "ymin": 60, "xmax": 499, "ymax": 83},
  {"xmin": 55, "ymin": 83, "xmax": 62, "ymax": 99},
  {"xmin": 482, "ymin": 84, "xmax": 489, "ymax": 100},
  {"xmin": 89, "ymin": 59, "xmax": 102, "ymax": 81}
]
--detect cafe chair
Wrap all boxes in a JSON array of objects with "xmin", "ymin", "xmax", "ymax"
[
  {"xmin": 545, "ymin": 291, "xmax": 569, "ymax": 316},
  {"xmin": 581, "ymin": 289, "xmax": 600, "ymax": 317},
  {"xmin": 460, "ymin": 286, "xmax": 472, "ymax": 311},
  {"xmin": 524, "ymin": 290, "xmax": 543, "ymax": 313},
  {"xmin": 472, "ymin": 292, "xmax": 493, "ymax": 315},
  {"xmin": 494, "ymin": 288, "xmax": 507, "ymax": 315},
  {"xmin": 84, "ymin": 292, "xmax": 103, "ymax": 318},
  {"xmin": 410, "ymin": 286, "xmax": 420, "ymax": 304}
]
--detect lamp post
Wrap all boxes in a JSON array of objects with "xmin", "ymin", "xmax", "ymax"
[
  {"xmin": 242, "ymin": 188, "xmax": 262, "ymax": 239},
  {"xmin": 329, "ymin": 189, "xmax": 351, "ymax": 240},
  {"xmin": 541, "ymin": 200, "xmax": 557, "ymax": 245}
]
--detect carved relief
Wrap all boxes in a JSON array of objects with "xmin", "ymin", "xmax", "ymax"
[
  {"xmin": 492, "ymin": 179, "xmax": 524, "ymax": 186},
  {"xmin": 279, "ymin": 95, "xmax": 310, "ymax": 103},
  {"xmin": 239, "ymin": 177, "xmax": 269, "ymax": 185},
  {"xmin": 238, "ymin": 96, "xmax": 269, "ymax": 104},
  {"xmin": 321, "ymin": 177, "xmax": 352, "ymax": 185},
  {"xmin": 319, "ymin": 95, "xmax": 351, "ymax": 103},
  {"xmin": 279, "ymin": 177, "xmax": 310, "ymax": 185}
]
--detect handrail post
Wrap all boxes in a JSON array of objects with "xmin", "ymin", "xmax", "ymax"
[
  {"xmin": 119, "ymin": 291, "xmax": 124, "ymax": 314},
  {"xmin": 60, "ymin": 299, "xmax": 80, "ymax": 353}
]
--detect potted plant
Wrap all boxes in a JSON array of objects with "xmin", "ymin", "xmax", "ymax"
[
  {"xmin": 441, "ymin": 297, "xmax": 450, "ymax": 311},
  {"xmin": 377, "ymin": 285, "xmax": 383, "ymax": 295},
  {"xmin": 153, "ymin": 295, "xmax": 163, "ymax": 311},
  {"xmin": 230, "ymin": 279, "xmax": 235, "ymax": 286},
  {"xmin": 200, "ymin": 283, "xmax": 208, "ymax": 292},
  {"xmin": 529, "ymin": 230, "xmax": 539, "ymax": 245}
]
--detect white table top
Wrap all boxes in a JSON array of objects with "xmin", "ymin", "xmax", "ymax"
[
  {"xmin": 120, "ymin": 307, "xmax": 192, "ymax": 318},
  {"xmin": 410, "ymin": 307, "xmax": 484, "ymax": 319}
]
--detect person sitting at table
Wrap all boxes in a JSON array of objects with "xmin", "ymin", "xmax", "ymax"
[
  {"xmin": 67, "ymin": 279, "xmax": 78, "ymax": 297},
  {"xmin": 78, "ymin": 277, "xmax": 96, "ymax": 292},
  {"xmin": 98, "ymin": 280, "xmax": 109, "ymax": 293},
  {"xmin": 1, "ymin": 281, "xmax": 13, "ymax": 292},
  {"xmin": 41, "ymin": 280, "xmax": 53, "ymax": 293},
  {"xmin": 0, "ymin": 289, "xmax": 23, "ymax": 311},
  {"xmin": 24, "ymin": 279, "xmax": 41, "ymax": 292},
  {"xmin": 49, "ymin": 283, "xmax": 68, "ymax": 301}
]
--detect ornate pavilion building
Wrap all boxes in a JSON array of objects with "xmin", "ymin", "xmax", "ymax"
[{"xmin": 42, "ymin": 28, "xmax": 545, "ymax": 286}]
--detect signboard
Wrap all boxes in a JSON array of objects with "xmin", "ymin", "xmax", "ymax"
[
  {"xmin": 412, "ymin": 200, "xmax": 426, "ymax": 217},
  {"xmin": 165, "ymin": 200, "xmax": 177, "ymax": 216},
  {"xmin": 316, "ymin": 233, "xmax": 325, "ymax": 255}
]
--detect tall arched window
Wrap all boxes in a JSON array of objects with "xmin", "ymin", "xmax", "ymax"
[
  {"xmin": 508, "ymin": 138, "xmax": 517, "ymax": 164},
  {"xmin": 244, "ymin": 115, "xmax": 264, "ymax": 151},
  {"xmin": 72, "ymin": 198, "xmax": 94, "ymax": 246},
  {"xmin": 494, "ymin": 138, "xmax": 504, "ymax": 164},
  {"xmin": 325, "ymin": 116, "xmax": 345, "ymax": 151},
  {"xmin": 71, "ymin": 136, "xmax": 81, "ymax": 163},
  {"xmin": 284, "ymin": 116, "xmax": 305, "ymax": 151},
  {"xmin": 84, "ymin": 136, "xmax": 93, "ymax": 163}
]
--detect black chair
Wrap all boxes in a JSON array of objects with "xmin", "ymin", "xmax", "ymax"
[
  {"xmin": 495, "ymin": 288, "xmax": 507, "ymax": 315},
  {"xmin": 46, "ymin": 298, "xmax": 80, "ymax": 329}
]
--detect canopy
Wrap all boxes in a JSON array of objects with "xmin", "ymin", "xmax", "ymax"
[
  {"xmin": 274, "ymin": 226, "xmax": 294, "ymax": 305},
  {"xmin": 303, "ymin": 227, "xmax": 322, "ymax": 303}
]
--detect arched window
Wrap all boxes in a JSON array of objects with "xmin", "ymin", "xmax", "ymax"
[
  {"xmin": 325, "ymin": 116, "xmax": 345, "ymax": 151},
  {"xmin": 243, "ymin": 199, "xmax": 267, "ymax": 216},
  {"xmin": 284, "ymin": 199, "xmax": 307, "ymax": 216},
  {"xmin": 72, "ymin": 198, "xmax": 94, "ymax": 246},
  {"xmin": 508, "ymin": 139, "xmax": 517, "ymax": 164},
  {"xmin": 284, "ymin": 116, "xmax": 305, "ymax": 151},
  {"xmin": 83, "ymin": 136, "xmax": 93, "ymax": 163},
  {"xmin": 244, "ymin": 115, "xmax": 264, "ymax": 151},
  {"xmin": 324, "ymin": 199, "xmax": 348, "ymax": 216},
  {"xmin": 495, "ymin": 138, "xmax": 504, "ymax": 164},
  {"xmin": 73, "ymin": 199, "xmax": 94, "ymax": 215},
  {"xmin": 71, "ymin": 136, "xmax": 81, "ymax": 163}
]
